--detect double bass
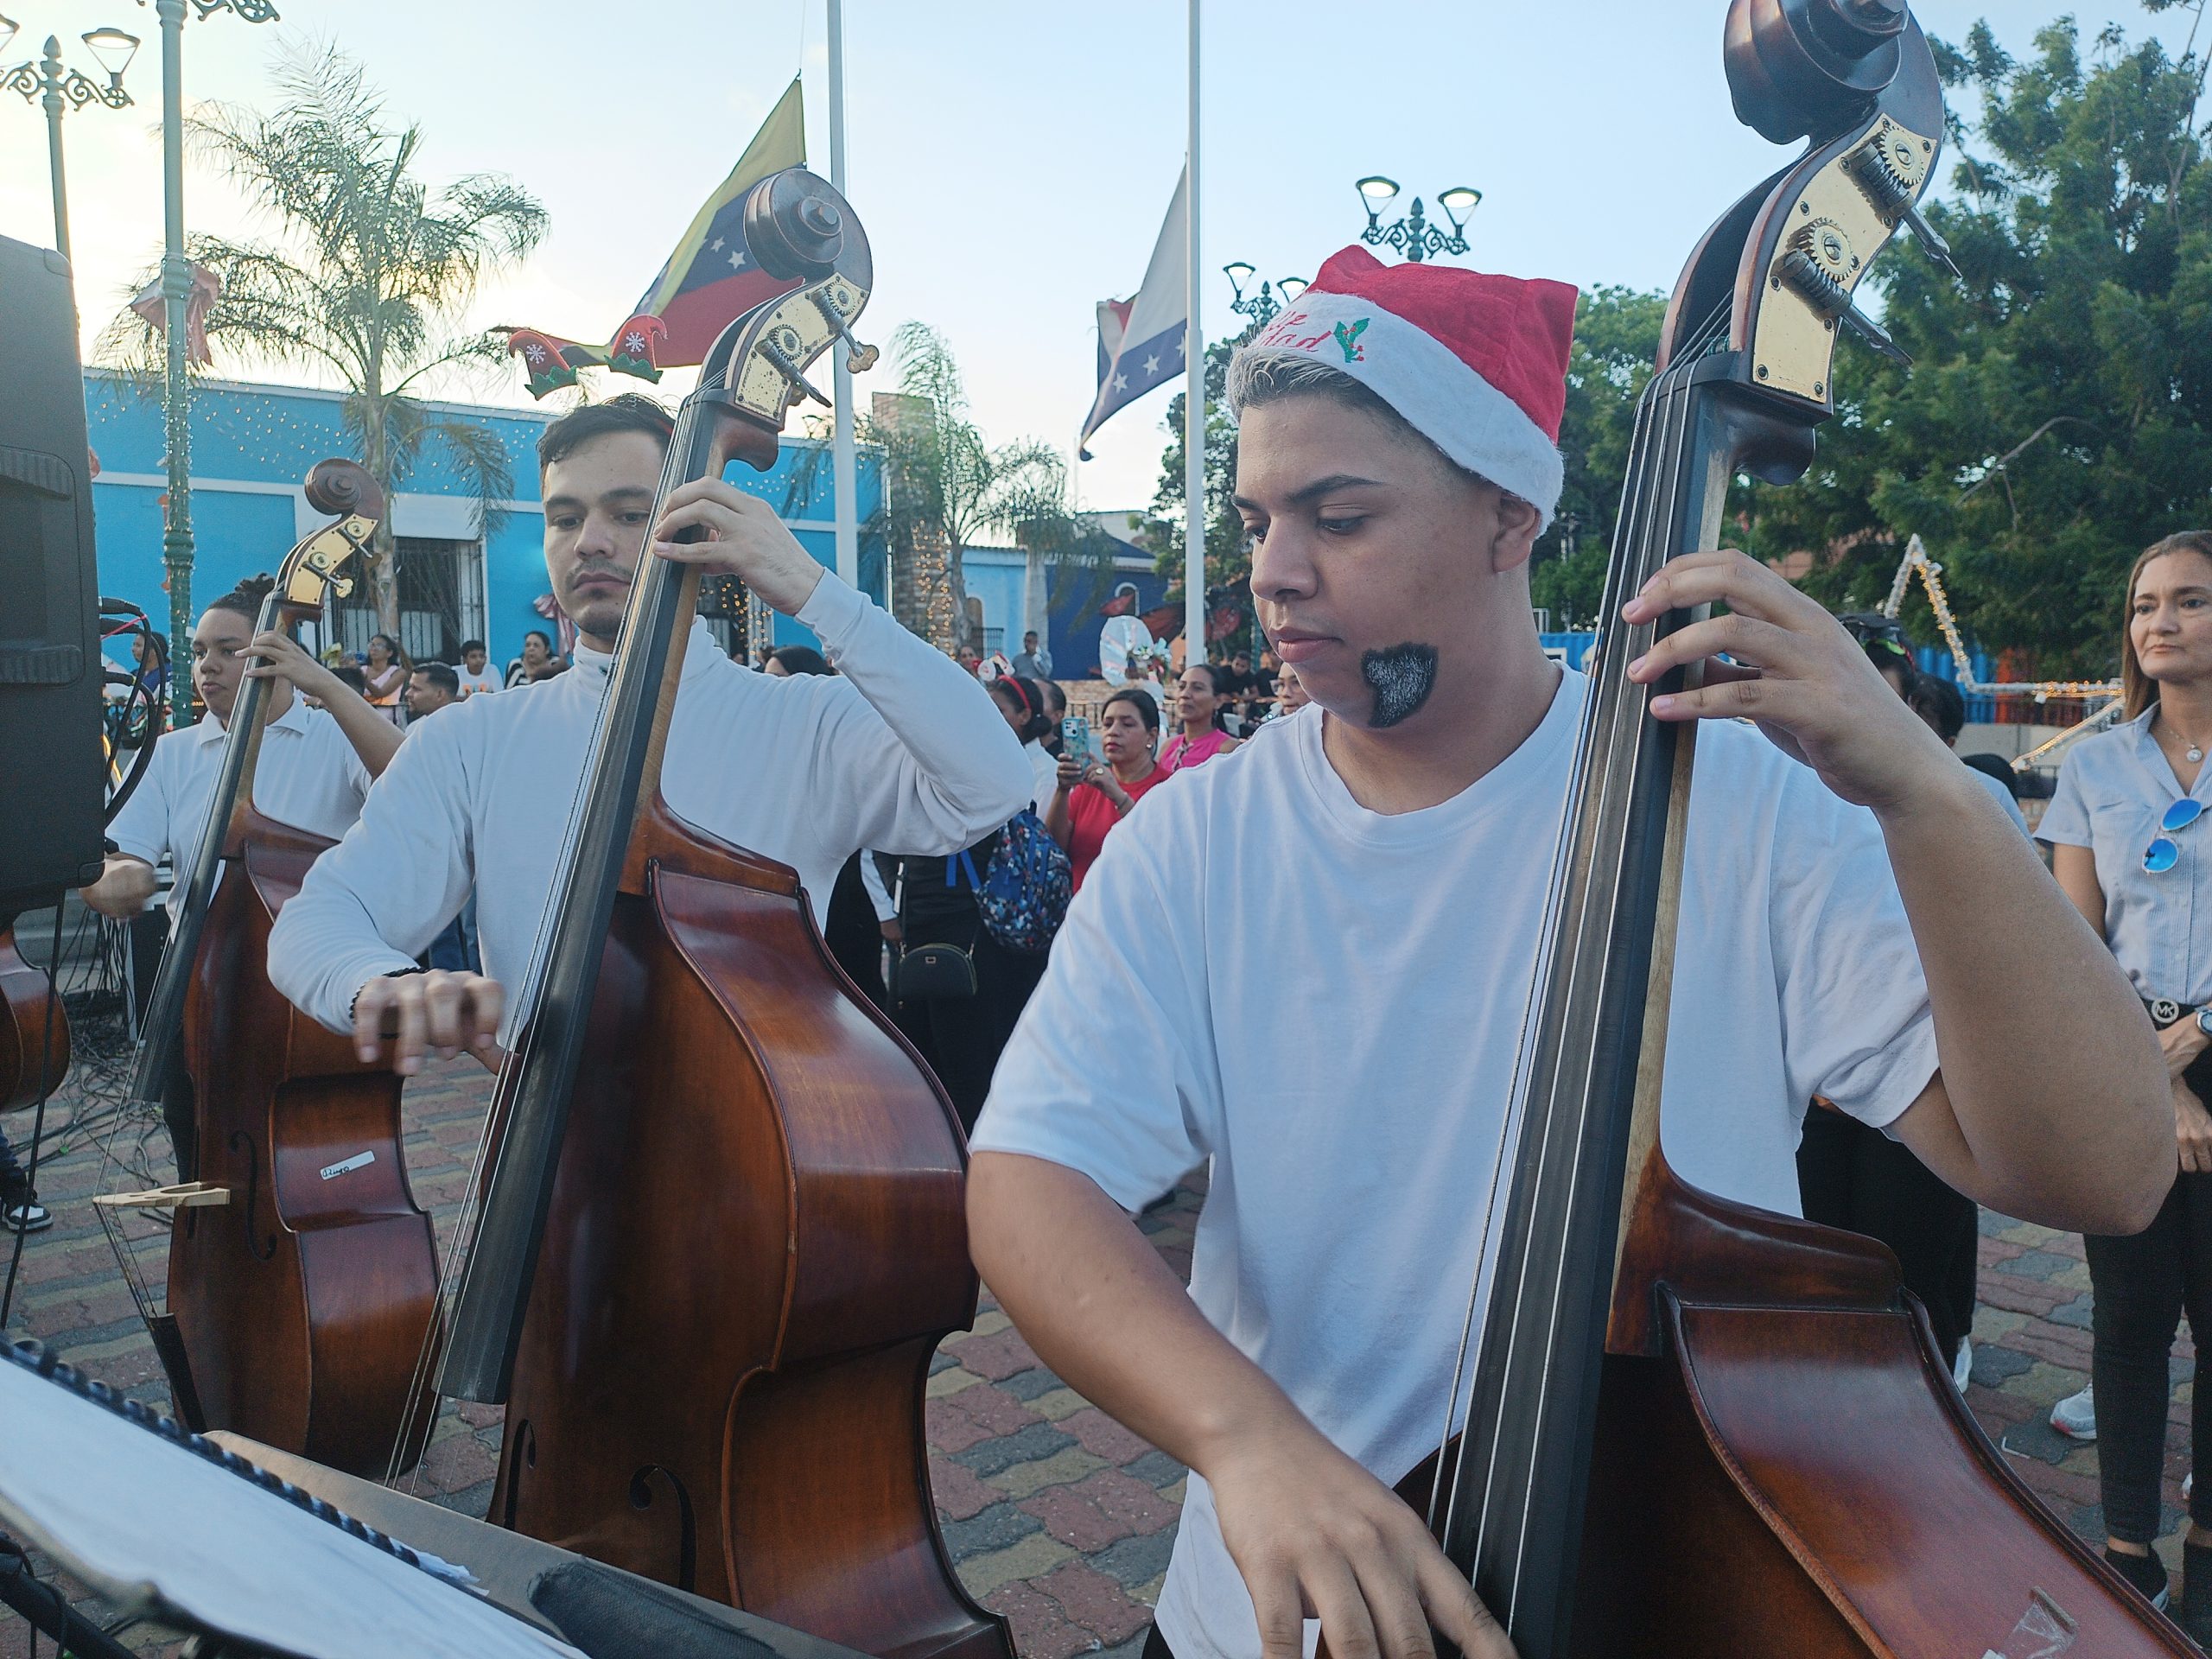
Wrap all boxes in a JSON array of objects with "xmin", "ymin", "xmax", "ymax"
[
  {"xmin": 100, "ymin": 465, "xmax": 439, "ymax": 1476},
  {"xmin": 419, "ymin": 170, "xmax": 1008, "ymax": 1659},
  {"xmin": 0, "ymin": 924, "xmax": 68, "ymax": 1117},
  {"xmin": 1402, "ymin": 3, "xmax": 2198, "ymax": 1654}
]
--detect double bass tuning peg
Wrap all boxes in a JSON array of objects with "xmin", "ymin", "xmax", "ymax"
[{"xmin": 810, "ymin": 286, "xmax": 880, "ymax": 375}]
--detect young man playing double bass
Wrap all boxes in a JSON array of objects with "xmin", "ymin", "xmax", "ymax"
[
  {"xmin": 965, "ymin": 249, "xmax": 2174, "ymax": 1659},
  {"xmin": 268, "ymin": 395, "xmax": 1032, "ymax": 1069},
  {"xmin": 82, "ymin": 577, "xmax": 403, "ymax": 1178}
]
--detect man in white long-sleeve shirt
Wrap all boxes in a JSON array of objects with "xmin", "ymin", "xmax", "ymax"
[{"xmin": 268, "ymin": 396, "xmax": 1033, "ymax": 1072}]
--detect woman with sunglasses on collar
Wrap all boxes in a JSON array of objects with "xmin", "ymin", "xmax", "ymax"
[{"xmin": 2039, "ymin": 530, "xmax": 2212, "ymax": 1630}]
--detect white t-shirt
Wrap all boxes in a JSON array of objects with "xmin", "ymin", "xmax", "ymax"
[
  {"xmin": 456, "ymin": 664, "xmax": 502, "ymax": 698},
  {"xmin": 268, "ymin": 580, "xmax": 1034, "ymax": 1039},
  {"xmin": 107, "ymin": 700, "xmax": 374, "ymax": 915},
  {"xmin": 970, "ymin": 671, "xmax": 1940, "ymax": 1659}
]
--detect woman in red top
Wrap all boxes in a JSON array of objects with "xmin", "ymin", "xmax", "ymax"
[
  {"xmin": 1160, "ymin": 662, "xmax": 1243, "ymax": 772},
  {"xmin": 1046, "ymin": 688, "xmax": 1167, "ymax": 890}
]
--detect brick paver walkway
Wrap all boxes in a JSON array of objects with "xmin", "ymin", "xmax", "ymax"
[{"xmin": 0, "ymin": 1049, "xmax": 2197, "ymax": 1654}]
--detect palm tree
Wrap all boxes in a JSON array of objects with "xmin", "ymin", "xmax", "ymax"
[
  {"xmin": 863, "ymin": 321, "xmax": 1082, "ymax": 655},
  {"xmin": 101, "ymin": 46, "xmax": 548, "ymax": 632}
]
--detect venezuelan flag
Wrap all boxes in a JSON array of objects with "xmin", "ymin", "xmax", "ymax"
[{"xmin": 628, "ymin": 78, "xmax": 808, "ymax": 367}]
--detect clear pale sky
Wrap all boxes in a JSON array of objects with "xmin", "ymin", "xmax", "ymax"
[{"xmin": 2, "ymin": 0, "xmax": 2194, "ymax": 514}]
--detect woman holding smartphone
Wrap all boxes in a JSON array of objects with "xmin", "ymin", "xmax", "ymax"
[
  {"xmin": 2039, "ymin": 530, "xmax": 2212, "ymax": 1632},
  {"xmin": 1047, "ymin": 689, "xmax": 1166, "ymax": 891}
]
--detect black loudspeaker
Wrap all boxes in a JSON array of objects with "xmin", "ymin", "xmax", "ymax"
[{"xmin": 0, "ymin": 234, "xmax": 106, "ymax": 912}]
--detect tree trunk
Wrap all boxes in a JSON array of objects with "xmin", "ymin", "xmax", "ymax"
[{"xmin": 359, "ymin": 392, "xmax": 402, "ymax": 638}]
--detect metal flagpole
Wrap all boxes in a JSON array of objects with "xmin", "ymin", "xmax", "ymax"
[
  {"xmin": 1183, "ymin": 0, "xmax": 1205, "ymax": 666},
  {"xmin": 829, "ymin": 0, "xmax": 861, "ymax": 595}
]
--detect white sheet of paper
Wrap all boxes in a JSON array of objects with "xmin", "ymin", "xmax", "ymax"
[{"xmin": 0, "ymin": 1359, "xmax": 585, "ymax": 1659}]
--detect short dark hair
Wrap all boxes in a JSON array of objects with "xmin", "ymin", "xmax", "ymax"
[
  {"xmin": 412, "ymin": 661, "xmax": 460, "ymax": 697},
  {"xmin": 1910, "ymin": 673, "xmax": 1967, "ymax": 742},
  {"xmin": 461, "ymin": 638, "xmax": 486, "ymax": 656},
  {"xmin": 524, "ymin": 629, "xmax": 553, "ymax": 652},
  {"xmin": 1103, "ymin": 686, "xmax": 1161, "ymax": 734},
  {"xmin": 332, "ymin": 664, "xmax": 366, "ymax": 692},
  {"xmin": 204, "ymin": 573, "xmax": 276, "ymax": 622},
  {"xmin": 767, "ymin": 645, "xmax": 832, "ymax": 677},
  {"xmin": 537, "ymin": 392, "xmax": 676, "ymax": 473},
  {"xmin": 1023, "ymin": 630, "xmax": 1039, "ymax": 643}
]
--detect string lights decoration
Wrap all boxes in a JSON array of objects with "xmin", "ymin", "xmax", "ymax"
[
  {"xmin": 1878, "ymin": 534, "xmax": 2121, "ymax": 772},
  {"xmin": 1880, "ymin": 534, "xmax": 2121, "ymax": 705}
]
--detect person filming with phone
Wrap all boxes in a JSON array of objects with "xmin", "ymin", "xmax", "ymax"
[{"xmin": 1047, "ymin": 688, "xmax": 1167, "ymax": 891}]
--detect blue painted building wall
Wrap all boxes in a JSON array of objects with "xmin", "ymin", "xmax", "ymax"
[{"xmin": 82, "ymin": 372, "xmax": 886, "ymax": 666}]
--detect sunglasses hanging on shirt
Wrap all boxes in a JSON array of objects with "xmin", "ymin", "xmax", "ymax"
[{"xmin": 2144, "ymin": 797, "xmax": 2205, "ymax": 873}]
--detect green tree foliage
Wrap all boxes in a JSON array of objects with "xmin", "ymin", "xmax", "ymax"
[
  {"xmin": 101, "ymin": 47, "xmax": 547, "ymax": 632},
  {"xmin": 1737, "ymin": 4, "xmax": 2212, "ymax": 675},
  {"xmin": 862, "ymin": 321, "xmax": 1086, "ymax": 653},
  {"xmin": 1530, "ymin": 286, "xmax": 1669, "ymax": 628},
  {"xmin": 1146, "ymin": 336, "xmax": 1249, "ymax": 611}
]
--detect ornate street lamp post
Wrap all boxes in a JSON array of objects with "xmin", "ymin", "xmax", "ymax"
[
  {"xmin": 142, "ymin": 0, "xmax": 278, "ymax": 726},
  {"xmin": 0, "ymin": 17, "xmax": 138, "ymax": 265},
  {"xmin": 1354, "ymin": 175, "xmax": 1483, "ymax": 264},
  {"xmin": 1222, "ymin": 263, "xmax": 1308, "ymax": 334}
]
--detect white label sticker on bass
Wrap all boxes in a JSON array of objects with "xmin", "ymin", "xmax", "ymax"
[{"xmin": 319, "ymin": 1150, "xmax": 376, "ymax": 1181}]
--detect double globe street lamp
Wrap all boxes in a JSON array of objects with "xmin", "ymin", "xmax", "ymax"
[
  {"xmin": 1355, "ymin": 175, "xmax": 1482, "ymax": 264},
  {"xmin": 1222, "ymin": 263, "xmax": 1309, "ymax": 333},
  {"xmin": 0, "ymin": 15, "xmax": 139, "ymax": 264}
]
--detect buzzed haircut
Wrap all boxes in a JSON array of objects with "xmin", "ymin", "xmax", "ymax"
[
  {"xmin": 537, "ymin": 392, "xmax": 677, "ymax": 473},
  {"xmin": 413, "ymin": 661, "xmax": 461, "ymax": 697}
]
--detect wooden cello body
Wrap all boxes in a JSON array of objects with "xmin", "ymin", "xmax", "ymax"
[
  {"xmin": 490, "ymin": 800, "xmax": 997, "ymax": 1657},
  {"xmin": 168, "ymin": 802, "xmax": 438, "ymax": 1476},
  {"xmin": 106, "ymin": 462, "xmax": 438, "ymax": 1477},
  {"xmin": 1550, "ymin": 1175, "xmax": 2197, "ymax": 1656},
  {"xmin": 435, "ymin": 170, "xmax": 1007, "ymax": 1659},
  {"xmin": 1405, "ymin": 4, "xmax": 2197, "ymax": 1655},
  {"xmin": 0, "ymin": 925, "xmax": 69, "ymax": 1114}
]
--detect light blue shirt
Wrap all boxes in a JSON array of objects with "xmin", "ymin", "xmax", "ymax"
[
  {"xmin": 1966, "ymin": 761, "xmax": 2031, "ymax": 837},
  {"xmin": 2039, "ymin": 704, "xmax": 2212, "ymax": 1003}
]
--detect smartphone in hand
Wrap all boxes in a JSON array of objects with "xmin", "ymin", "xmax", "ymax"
[{"xmin": 1061, "ymin": 715, "xmax": 1091, "ymax": 766}]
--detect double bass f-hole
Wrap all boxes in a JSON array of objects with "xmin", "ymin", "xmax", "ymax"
[
  {"xmin": 229, "ymin": 1130, "xmax": 277, "ymax": 1262},
  {"xmin": 627, "ymin": 1465, "xmax": 699, "ymax": 1592}
]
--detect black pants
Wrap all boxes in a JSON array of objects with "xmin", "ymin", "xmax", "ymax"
[
  {"xmin": 910, "ymin": 929, "xmax": 1046, "ymax": 1135},
  {"xmin": 1796, "ymin": 1105, "xmax": 1979, "ymax": 1364},
  {"xmin": 2088, "ymin": 1172, "xmax": 2212, "ymax": 1542}
]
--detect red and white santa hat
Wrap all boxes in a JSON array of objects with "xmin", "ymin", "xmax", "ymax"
[{"xmin": 1235, "ymin": 246, "xmax": 1580, "ymax": 529}]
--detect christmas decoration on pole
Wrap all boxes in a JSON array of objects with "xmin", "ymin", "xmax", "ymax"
[{"xmin": 1880, "ymin": 534, "xmax": 2120, "ymax": 703}]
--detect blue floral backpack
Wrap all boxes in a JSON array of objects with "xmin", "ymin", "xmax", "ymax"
[{"xmin": 962, "ymin": 809, "xmax": 1072, "ymax": 955}]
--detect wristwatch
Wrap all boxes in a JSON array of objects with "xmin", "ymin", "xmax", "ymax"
[{"xmin": 2197, "ymin": 1007, "xmax": 2212, "ymax": 1041}]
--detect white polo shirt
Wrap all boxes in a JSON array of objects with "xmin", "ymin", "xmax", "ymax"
[
  {"xmin": 972, "ymin": 670, "xmax": 1942, "ymax": 1659},
  {"xmin": 106, "ymin": 699, "xmax": 374, "ymax": 915}
]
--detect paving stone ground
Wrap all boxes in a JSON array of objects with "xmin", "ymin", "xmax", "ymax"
[{"xmin": 0, "ymin": 1048, "xmax": 2197, "ymax": 1656}]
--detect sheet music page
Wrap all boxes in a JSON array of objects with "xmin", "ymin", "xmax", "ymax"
[{"xmin": 0, "ymin": 1358, "xmax": 584, "ymax": 1659}]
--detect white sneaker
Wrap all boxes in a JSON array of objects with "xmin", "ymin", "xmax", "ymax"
[
  {"xmin": 2185, "ymin": 1472, "xmax": 2195, "ymax": 1504},
  {"xmin": 2050, "ymin": 1383, "xmax": 2096, "ymax": 1442},
  {"xmin": 1952, "ymin": 1338, "xmax": 1974, "ymax": 1391}
]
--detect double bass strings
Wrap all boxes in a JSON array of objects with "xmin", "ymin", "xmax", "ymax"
[
  {"xmin": 1433, "ymin": 296, "xmax": 1725, "ymax": 1616},
  {"xmin": 385, "ymin": 397, "xmax": 707, "ymax": 1491},
  {"xmin": 1492, "ymin": 355, "xmax": 1707, "ymax": 1628},
  {"xmin": 1421, "ymin": 358, "xmax": 1675, "ymax": 1534},
  {"xmin": 1426, "ymin": 352, "xmax": 1685, "ymax": 1546}
]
